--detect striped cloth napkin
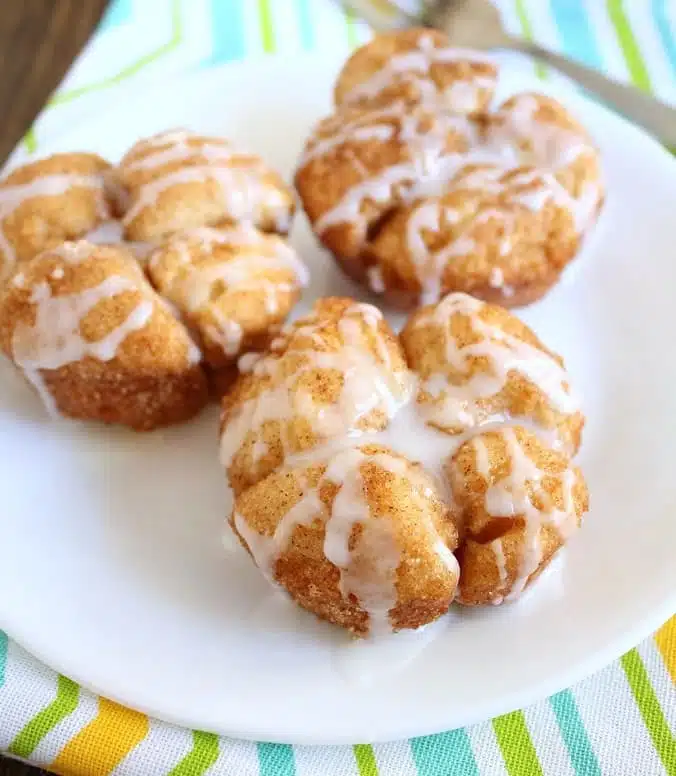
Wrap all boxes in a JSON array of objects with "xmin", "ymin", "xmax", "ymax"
[{"xmin": 1, "ymin": 1, "xmax": 674, "ymax": 775}]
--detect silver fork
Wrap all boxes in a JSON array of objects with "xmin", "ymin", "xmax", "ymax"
[{"xmin": 346, "ymin": 0, "xmax": 676, "ymax": 147}]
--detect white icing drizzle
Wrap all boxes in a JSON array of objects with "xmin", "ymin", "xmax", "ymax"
[
  {"xmin": 475, "ymin": 429, "xmax": 578, "ymax": 603},
  {"xmin": 234, "ymin": 445, "xmax": 458, "ymax": 636},
  {"xmin": 150, "ymin": 225, "xmax": 308, "ymax": 359},
  {"xmin": 11, "ymin": 273, "xmax": 154, "ymax": 416},
  {"xmin": 343, "ymin": 33, "xmax": 494, "ymax": 109},
  {"xmin": 224, "ymin": 293, "xmax": 582, "ymax": 633},
  {"xmin": 304, "ymin": 50, "xmax": 603, "ymax": 303},
  {"xmin": 120, "ymin": 131, "xmax": 292, "ymax": 233},
  {"xmin": 220, "ymin": 302, "xmax": 413, "ymax": 472},
  {"xmin": 122, "ymin": 129, "xmax": 233, "ymax": 172},
  {"xmin": 414, "ymin": 293, "xmax": 577, "ymax": 442},
  {"xmin": 0, "ymin": 173, "xmax": 109, "ymax": 277}
]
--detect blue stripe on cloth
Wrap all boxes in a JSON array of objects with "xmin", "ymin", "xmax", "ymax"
[
  {"xmin": 548, "ymin": 0, "xmax": 603, "ymax": 70},
  {"xmin": 549, "ymin": 690, "xmax": 602, "ymax": 776},
  {"xmin": 295, "ymin": 0, "xmax": 315, "ymax": 50},
  {"xmin": 411, "ymin": 729, "xmax": 479, "ymax": 776},
  {"xmin": 0, "ymin": 631, "xmax": 7, "ymax": 688},
  {"xmin": 205, "ymin": 0, "xmax": 246, "ymax": 65},
  {"xmin": 99, "ymin": 0, "xmax": 133, "ymax": 30},
  {"xmin": 652, "ymin": 0, "xmax": 676, "ymax": 76},
  {"xmin": 257, "ymin": 743, "xmax": 296, "ymax": 776}
]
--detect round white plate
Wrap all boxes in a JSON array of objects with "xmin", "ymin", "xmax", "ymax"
[{"xmin": 1, "ymin": 54, "xmax": 675, "ymax": 745}]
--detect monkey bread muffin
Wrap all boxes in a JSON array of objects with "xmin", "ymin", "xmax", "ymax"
[
  {"xmin": 113, "ymin": 129, "xmax": 296, "ymax": 242},
  {"xmin": 0, "ymin": 153, "xmax": 113, "ymax": 283},
  {"xmin": 0, "ymin": 242, "xmax": 208, "ymax": 430},
  {"xmin": 0, "ymin": 129, "xmax": 307, "ymax": 426},
  {"xmin": 220, "ymin": 292, "xmax": 588, "ymax": 635},
  {"xmin": 147, "ymin": 225, "xmax": 308, "ymax": 373},
  {"xmin": 295, "ymin": 28, "xmax": 604, "ymax": 309}
]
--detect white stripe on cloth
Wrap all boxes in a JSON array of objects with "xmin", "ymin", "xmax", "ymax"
[
  {"xmin": 637, "ymin": 640, "xmax": 676, "ymax": 737},
  {"xmin": 109, "ymin": 719, "xmax": 195, "ymax": 776},
  {"xmin": 573, "ymin": 661, "xmax": 666, "ymax": 776},
  {"xmin": 523, "ymin": 700, "xmax": 576, "ymax": 776},
  {"xmin": 294, "ymin": 743, "xmax": 360, "ymax": 776},
  {"xmin": 0, "ymin": 642, "xmax": 65, "ymax": 751},
  {"xmin": 372, "ymin": 739, "xmax": 419, "ymax": 776},
  {"xmin": 466, "ymin": 720, "xmax": 510, "ymax": 776}
]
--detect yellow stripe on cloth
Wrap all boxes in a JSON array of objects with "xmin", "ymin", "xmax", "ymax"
[
  {"xmin": 654, "ymin": 616, "xmax": 676, "ymax": 684},
  {"xmin": 50, "ymin": 698, "xmax": 149, "ymax": 776}
]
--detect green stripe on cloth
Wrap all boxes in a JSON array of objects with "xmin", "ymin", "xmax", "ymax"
[
  {"xmin": 354, "ymin": 744, "xmax": 378, "ymax": 776},
  {"xmin": 0, "ymin": 632, "xmax": 7, "ymax": 687},
  {"xmin": 22, "ymin": 127, "xmax": 38, "ymax": 154},
  {"xmin": 345, "ymin": 8, "xmax": 359, "ymax": 50},
  {"xmin": 257, "ymin": 743, "xmax": 296, "ymax": 776},
  {"xmin": 258, "ymin": 0, "xmax": 276, "ymax": 54},
  {"xmin": 411, "ymin": 730, "xmax": 479, "ymax": 776},
  {"xmin": 8, "ymin": 675, "xmax": 79, "ymax": 759},
  {"xmin": 48, "ymin": 0, "xmax": 183, "ymax": 107},
  {"xmin": 515, "ymin": 0, "xmax": 546, "ymax": 79},
  {"xmin": 620, "ymin": 649, "xmax": 676, "ymax": 775},
  {"xmin": 549, "ymin": 690, "xmax": 601, "ymax": 776},
  {"xmin": 606, "ymin": 0, "xmax": 652, "ymax": 91},
  {"xmin": 493, "ymin": 711, "xmax": 544, "ymax": 776},
  {"xmin": 168, "ymin": 730, "xmax": 219, "ymax": 776}
]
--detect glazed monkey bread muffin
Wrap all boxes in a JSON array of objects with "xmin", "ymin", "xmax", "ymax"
[
  {"xmin": 147, "ymin": 225, "xmax": 308, "ymax": 373},
  {"xmin": 295, "ymin": 29, "xmax": 604, "ymax": 308},
  {"xmin": 113, "ymin": 129, "xmax": 296, "ymax": 242},
  {"xmin": 0, "ymin": 130, "xmax": 307, "ymax": 426},
  {"xmin": 0, "ymin": 153, "xmax": 113, "ymax": 282},
  {"xmin": 0, "ymin": 242, "xmax": 208, "ymax": 430},
  {"xmin": 221, "ymin": 293, "xmax": 588, "ymax": 635}
]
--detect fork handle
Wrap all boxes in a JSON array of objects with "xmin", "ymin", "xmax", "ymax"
[{"xmin": 509, "ymin": 38, "xmax": 676, "ymax": 148}]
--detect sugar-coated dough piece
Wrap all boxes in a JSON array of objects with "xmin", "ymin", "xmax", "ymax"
[
  {"xmin": 296, "ymin": 29, "xmax": 604, "ymax": 309},
  {"xmin": 447, "ymin": 427, "xmax": 588, "ymax": 605},
  {"xmin": 232, "ymin": 444, "xmax": 459, "ymax": 635},
  {"xmin": 0, "ymin": 153, "xmax": 112, "ymax": 283},
  {"xmin": 334, "ymin": 28, "xmax": 497, "ymax": 113},
  {"xmin": 220, "ymin": 297, "xmax": 412, "ymax": 496},
  {"xmin": 0, "ymin": 241, "xmax": 208, "ymax": 430},
  {"xmin": 400, "ymin": 293, "xmax": 584, "ymax": 454},
  {"xmin": 115, "ymin": 129, "xmax": 296, "ymax": 242},
  {"xmin": 220, "ymin": 292, "xmax": 588, "ymax": 634},
  {"xmin": 147, "ymin": 225, "xmax": 308, "ymax": 369}
]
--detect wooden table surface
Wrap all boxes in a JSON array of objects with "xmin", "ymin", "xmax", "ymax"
[
  {"xmin": 0, "ymin": 0, "xmax": 108, "ymax": 163},
  {"xmin": 0, "ymin": 1, "xmax": 110, "ymax": 770}
]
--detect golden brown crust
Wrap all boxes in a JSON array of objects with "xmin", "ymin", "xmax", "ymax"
[
  {"xmin": 231, "ymin": 445, "xmax": 459, "ymax": 635},
  {"xmin": 220, "ymin": 292, "xmax": 587, "ymax": 633},
  {"xmin": 221, "ymin": 297, "xmax": 411, "ymax": 496},
  {"xmin": 296, "ymin": 30, "xmax": 604, "ymax": 309},
  {"xmin": 400, "ymin": 294, "xmax": 584, "ymax": 453},
  {"xmin": 147, "ymin": 226, "xmax": 307, "ymax": 369},
  {"xmin": 446, "ymin": 427, "xmax": 588, "ymax": 605},
  {"xmin": 0, "ymin": 242, "xmax": 208, "ymax": 430},
  {"xmin": 114, "ymin": 130, "xmax": 296, "ymax": 242},
  {"xmin": 334, "ymin": 28, "xmax": 497, "ymax": 112},
  {"xmin": 0, "ymin": 153, "xmax": 113, "ymax": 281}
]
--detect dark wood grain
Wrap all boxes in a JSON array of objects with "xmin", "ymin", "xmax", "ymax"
[
  {"xmin": 0, "ymin": 761, "xmax": 48, "ymax": 776},
  {"xmin": 0, "ymin": 0, "xmax": 109, "ymax": 164},
  {"xmin": 0, "ymin": 0, "xmax": 110, "ymax": 765}
]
